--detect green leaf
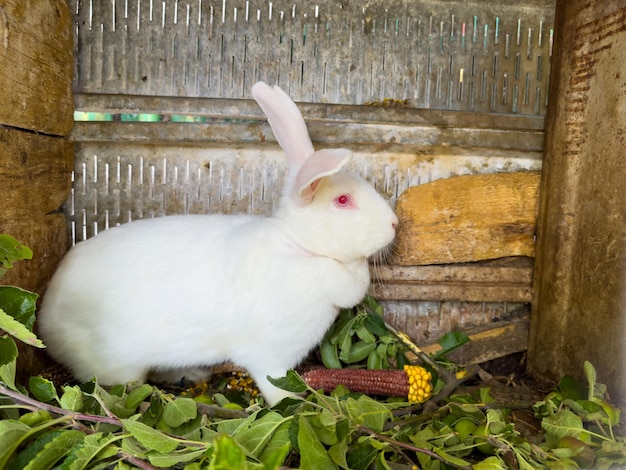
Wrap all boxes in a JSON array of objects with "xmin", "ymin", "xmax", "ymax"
[
  {"xmin": 0, "ymin": 307, "xmax": 44, "ymax": 348},
  {"xmin": 345, "ymin": 396, "xmax": 392, "ymax": 432},
  {"xmin": 147, "ymin": 448, "xmax": 207, "ymax": 467},
  {"xmin": 29, "ymin": 376, "xmax": 59, "ymax": 402},
  {"xmin": 0, "ymin": 420, "xmax": 31, "ymax": 468},
  {"xmin": 480, "ymin": 387, "xmax": 495, "ymax": 404},
  {"xmin": 583, "ymin": 361, "xmax": 597, "ymax": 399},
  {"xmin": 234, "ymin": 411, "xmax": 291, "ymax": 458},
  {"xmin": 122, "ymin": 419, "xmax": 180, "ymax": 453},
  {"xmin": 13, "ymin": 430, "xmax": 84, "ymax": 470},
  {"xmin": 596, "ymin": 440, "xmax": 626, "ymax": 470},
  {"xmin": 472, "ymin": 455, "xmax": 507, "ymax": 469},
  {"xmin": 346, "ymin": 440, "xmax": 377, "ymax": 470},
  {"xmin": 256, "ymin": 413, "xmax": 292, "ymax": 466},
  {"xmin": 0, "ymin": 235, "xmax": 32, "ymax": 275},
  {"xmin": 434, "ymin": 331, "xmax": 470, "ymax": 359},
  {"xmin": 261, "ymin": 442, "xmax": 291, "ymax": 470},
  {"xmin": 328, "ymin": 440, "xmax": 350, "ymax": 469},
  {"xmin": 216, "ymin": 416, "xmax": 253, "ymax": 437},
  {"xmin": 163, "ymin": 397, "xmax": 198, "ymax": 427},
  {"xmin": 267, "ymin": 369, "xmax": 308, "ymax": 394},
  {"xmin": 433, "ymin": 447, "xmax": 471, "ymax": 467},
  {"xmin": 362, "ymin": 294, "xmax": 384, "ymax": 317},
  {"xmin": 297, "ymin": 415, "xmax": 337, "ymax": 470},
  {"xmin": 557, "ymin": 375, "xmax": 587, "ymax": 401},
  {"xmin": 59, "ymin": 386, "xmax": 84, "ymax": 412},
  {"xmin": 208, "ymin": 435, "xmax": 247, "ymax": 470},
  {"xmin": 0, "ymin": 285, "xmax": 38, "ymax": 330},
  {"xmin": 59, "ymin": 432, "xmax": 120, "ymax": 470},
  {"xmin": 0, "ymin": 336, "xmax": 18, "ymax": 389},
  {"xmin": 338, "ymin": 333, "xmax": 353, "ymax": 363},
  {"xmin": 124, "ymin": 384, "xmax": 154, "ymax": 411},
  {"xmin": 542, "ymin": 409, "xmax": 585, "ymax": 446},
  {"xmin": 307, "ymin": 413, "xmax": 339, "ymax": 446},
  {"xmin": 363, "ymin": 311, "xmax": 389, "ymax": 337}
]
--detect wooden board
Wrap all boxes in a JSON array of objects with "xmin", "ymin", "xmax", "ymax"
[
  {"xmin": 0, "ymin": 128, "xmax": 73, "ymax": 220},
  {"xmin": 0, "ymin": 127, "xmax": 73, "ymax": 294},
  {"xmin": 371, "ymin": 260, "xmax": 533, "ymax": 302},
  {"xmin": 528, "ymin": 1, "xmax": 626, "ymax": 409},
  {"xmin": 392, "ymin": 172, "xmax": 541, "ymax": 265},
  {"xmin": 0, "ymin": 0, "xmax": 73, "ymax": 135},
  {"xmin": 418, "ymin": 319, "xmax": 529, "ymax": 366},
  {"xmin": 1, "ymin": 215, "xmax": 68, "ymax": 295}
]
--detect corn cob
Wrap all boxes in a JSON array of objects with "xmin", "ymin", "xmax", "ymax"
[{"xmin": 302, "ymin": 365, "xmax": 433, "ymax": 403}]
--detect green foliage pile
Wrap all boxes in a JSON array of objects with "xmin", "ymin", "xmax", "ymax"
[{"xmin": 0, "ymin": 235, "xmax": 625, "ymax": 469}]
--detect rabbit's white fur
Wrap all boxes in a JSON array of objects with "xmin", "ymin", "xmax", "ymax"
[{"xmin": 38, "ymin": 82, "xmax": 398, "ymax": 406}]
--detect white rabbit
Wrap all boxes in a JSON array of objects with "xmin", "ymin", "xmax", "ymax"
[{"xmin": 38, "ymin": 82, "xmax": 398, "ymax": 406}]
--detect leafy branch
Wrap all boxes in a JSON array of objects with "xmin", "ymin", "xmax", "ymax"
[{"xmin": 0, "ymin": 235, "xmax": 624, "ymax": 469}]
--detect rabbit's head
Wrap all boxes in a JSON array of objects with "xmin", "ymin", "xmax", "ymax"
[{"xmin": 251, "ymin": 82, "xmax": 398, "ymax": 262}]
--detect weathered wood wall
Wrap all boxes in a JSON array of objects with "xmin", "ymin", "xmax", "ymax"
[
  {"xmin": 0, "ymin": 0, "xmax": 73, "ymax": 376},
  {"xmin": 528, "ymin": 0, "xmax": 626, "ymax": 408}
]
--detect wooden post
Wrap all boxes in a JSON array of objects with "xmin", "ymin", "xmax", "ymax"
[
  {"xmin": 0, "ymin": 0, "xmax": 73, "ymax": 376},
  {"xmin": 528, "ymin": 1, "xmax": 626, "ymax": 407}
]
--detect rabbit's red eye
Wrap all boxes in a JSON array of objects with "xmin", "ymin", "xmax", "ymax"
[{"xmin": 334, "ymin": 194, "xmax": 354, "ymax": 208}]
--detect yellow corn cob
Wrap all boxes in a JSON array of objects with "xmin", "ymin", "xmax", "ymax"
[{"xmin": 302, "ymin": 365, "xmax": 432, "ymax": 403}]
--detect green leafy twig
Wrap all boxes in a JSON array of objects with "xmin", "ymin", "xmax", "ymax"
[
  {"xmin": 423, "ymin": 364, "xmax": 480, "ymax": 413},
  {"xmin": 357, "ymin": 425, "xmax": 472, "ymax": 470},
  {"xmin": 0, "ymin": 384, "xmax": 122, "ymax": 427}
]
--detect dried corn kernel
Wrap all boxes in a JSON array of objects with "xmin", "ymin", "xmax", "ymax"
[
  {"xmin": 404, "ymin": 365, "xmax": 433, "ymax": 403},
  {"xmin": 226, "ymin": 371, "xmax": 260, "ymax": 397}
]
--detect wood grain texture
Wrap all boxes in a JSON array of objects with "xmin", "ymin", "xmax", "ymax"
[
  {"xmin": 419, "ymin": 320, "xmax": 529, "ymax": 366},
  {"xmin": 392, "ymin": 172, "xmax": 541, "ymax": 265},
  {"xmin": 1, "ymin": 215, "xmax": 68, "ymax": 295},
  {"xmin": 0, "ymin": 128, "xmax": 73, "ymax": 219},
  {"xmin": 528, "ymin": 0, "xmax": 626, "ymax": 409},
  {"xmin": 0, "ymin": 127, "xmax": 73, "ymax": 294},
  {"xmin": 371, "ymin": 262, "xmax": 533, "ymax": 302},
  {"xmin": 0, "ymin": 0, "xmax": 73, "ymax": 135}
]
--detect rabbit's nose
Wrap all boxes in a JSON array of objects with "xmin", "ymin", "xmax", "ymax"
[{"xmin": 391, "ymin": 215, "xmax": 399, "ymax": 229}]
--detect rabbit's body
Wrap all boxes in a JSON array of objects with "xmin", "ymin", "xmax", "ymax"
[{"xmin": 39, "ymin": 83, "xmax": 397, "ymax": 406}]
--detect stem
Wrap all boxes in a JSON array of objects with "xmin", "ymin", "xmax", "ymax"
[
  {"xmin": 423, "ymin": 364, "xmax": 479, "ymax": 413},
  {"xmin": 90, "ymin": 389, "xmax": 117, "ymax": 419},
  {"xmin": 0, "ymin": 385, "xmax": 121, "ymax": 426},
  {"xmin": 118, "ymin": 452, "xmax": 162, "ymax": 470},
  {"xmin": 0, "ymin": 385, "xmax": 199, "ymax": 468},
  {"xmin": 386, "ymin": 405, "xmax": 450, "ymax": 431},
  {"xmin": 384, "ymin": 321, "xmax": 442, "ymax": 373},
  {"xmin": 357, "ymin": 425, "xmax": 472, "ymax": 470}
]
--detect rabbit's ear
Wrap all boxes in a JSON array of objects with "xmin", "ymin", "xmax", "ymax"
[
  {"xmin": 252, "ymin": 81, "xmax": 315, "ymax": 170},
  {"xmin": 294, "ymin": 149, "xmax": 352, "ymax": 204}
]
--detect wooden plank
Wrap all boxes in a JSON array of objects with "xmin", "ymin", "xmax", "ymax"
[
  {"xmin": 370, "ymin": 262, "xmax": 533, "ymax": 302},
  {"xmin": 417, "ymin": 319, "xmax": 529, "ymax": 366},
  {"xmin": 0, "ymin": 128, "xmax": 73, "ymax": 220},
  {"xmin": 0, "ymin": 0, "xmax": 73, "ymax": 135},
  {"xmin": 1, "ymin": 215, "xmax": 68, "ymax": 295},
  {"xmin": 74, "ymin": 94, "xmax": 547, "ymax": 131},
  {"xmin": 528, "ymin": 1, "xmax": 626, "ymax": 409},
  {"xmin": 70, "ymin": 120, "xmax": 545, "ymax": 152},
  {"xmin": 392, "ymin": 172, "xmax": 541, "ymax": 265},
  {"xmin": 0, "ymin": 127, "xmax": 73, "ymax": 294}
]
